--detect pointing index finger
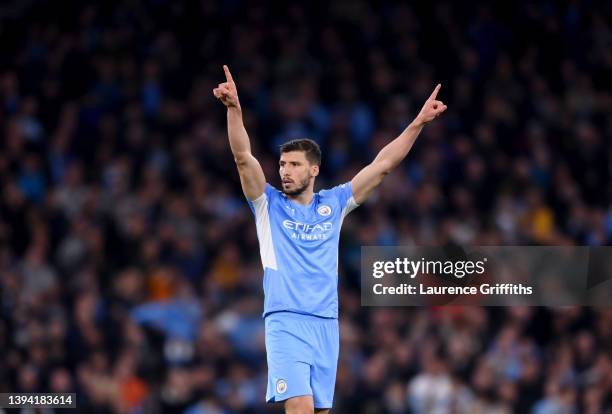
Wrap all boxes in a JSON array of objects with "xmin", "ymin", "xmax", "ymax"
[
  {"xmin": 428, "ymin": 83, "xmax": 441, "ymax": 100},
  {"xmin": 223, "ymin": 65, "xmax": 234, "ymax": 83}
]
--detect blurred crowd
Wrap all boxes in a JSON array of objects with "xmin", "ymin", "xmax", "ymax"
[{"xmin": 0, "ymin": 0, "xmax": 611, "ymax": 413}]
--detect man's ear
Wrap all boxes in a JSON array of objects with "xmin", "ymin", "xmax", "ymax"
[{"xmin": 311, "ymin": 164, "xmax": 320, "ymax": 177}]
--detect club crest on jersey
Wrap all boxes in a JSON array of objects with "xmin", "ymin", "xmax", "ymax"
[
  {"xmin": 317, "ymin": 204, "xmax": 332, "ymax": 216},
  {"xmin": 276, "ymin": 379, "xmax": 288, "ymax": 394}
]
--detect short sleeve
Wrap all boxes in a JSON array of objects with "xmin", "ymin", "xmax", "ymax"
[
  {"xmin": 246, "ymin": 183, "xmax": 277, "ymax": 215},
  {"xmin": 245, "ymin": 183, "xmax": 278, "ymax": 271},
  {"xmin": 328, "ymin": 181, "xmax": 359, "ymax": 218}
]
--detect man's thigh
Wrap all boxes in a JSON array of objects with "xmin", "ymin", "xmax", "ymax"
[
  {"xmin": 284, "ymin": 395, "xmax": 314, "ymax": 413},
  {"xmin": 282, "ymin": 392, "xmax": 331, "ymax": 413}
]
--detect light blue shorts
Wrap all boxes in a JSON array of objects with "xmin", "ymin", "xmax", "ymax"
[{"xmin": 265, "ymin": 311, "xmax": 339, "ymax": 409}]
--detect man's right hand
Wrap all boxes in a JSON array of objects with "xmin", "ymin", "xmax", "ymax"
[{"xmin": 213, "ymin": 65, "xmax": 240, "ymax": 109}]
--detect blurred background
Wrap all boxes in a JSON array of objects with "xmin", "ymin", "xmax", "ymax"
[{"xmin": 0, "ymin": 0, "xmax": 611, "ymax": 413}]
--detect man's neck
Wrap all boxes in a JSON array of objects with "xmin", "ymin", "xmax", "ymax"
[{"xmin": 287, "ymin": 188, "xmax": 314, "ymax": 205}]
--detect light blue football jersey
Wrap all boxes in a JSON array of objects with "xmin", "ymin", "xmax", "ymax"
[{"xmin": 247, "ymin": 182, "xmax": 358, "ymax": 318}]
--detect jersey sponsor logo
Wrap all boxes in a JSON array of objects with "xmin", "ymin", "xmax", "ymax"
[
  {"xmin": 317, "ymin": 204, "xmax": 332, "ymax": 216},
  {"xmin": 276, "ymin": 379, "xmax": 287, "ymax": 394},
  {"xmin": 282, "ymin": 220, "xmax": 333, "ymax": 241},
  {"xmin": 282, "ymin": 220, "xmax": 332, "ymax": 233}
]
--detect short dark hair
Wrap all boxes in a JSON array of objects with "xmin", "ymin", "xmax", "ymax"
[{"xmin": 279, "ymin": 139, "xmax": 321, "ymax": 166}]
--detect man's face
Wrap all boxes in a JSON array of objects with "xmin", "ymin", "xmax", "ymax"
[{"xmin": 279, "ymin": 151, "xmax": 319, "ymax": 196}]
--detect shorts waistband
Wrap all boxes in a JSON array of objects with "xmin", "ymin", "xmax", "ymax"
[{"xmin": 265, "ymin": 310, "xmax": 338, "ymax": 323}]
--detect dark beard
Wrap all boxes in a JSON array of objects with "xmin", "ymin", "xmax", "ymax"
[{"xmin": 282, "ymin": 178, "xmax": 310, "ymax": 196}]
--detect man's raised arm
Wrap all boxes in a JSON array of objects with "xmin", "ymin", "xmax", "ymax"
[
  {"xmin": 213, "ymin": 65, "xmax": 266, "ymax": 200},
  {"xmin": 351, "ymin": 84, "xmax": 447, "ymax": 205}
]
